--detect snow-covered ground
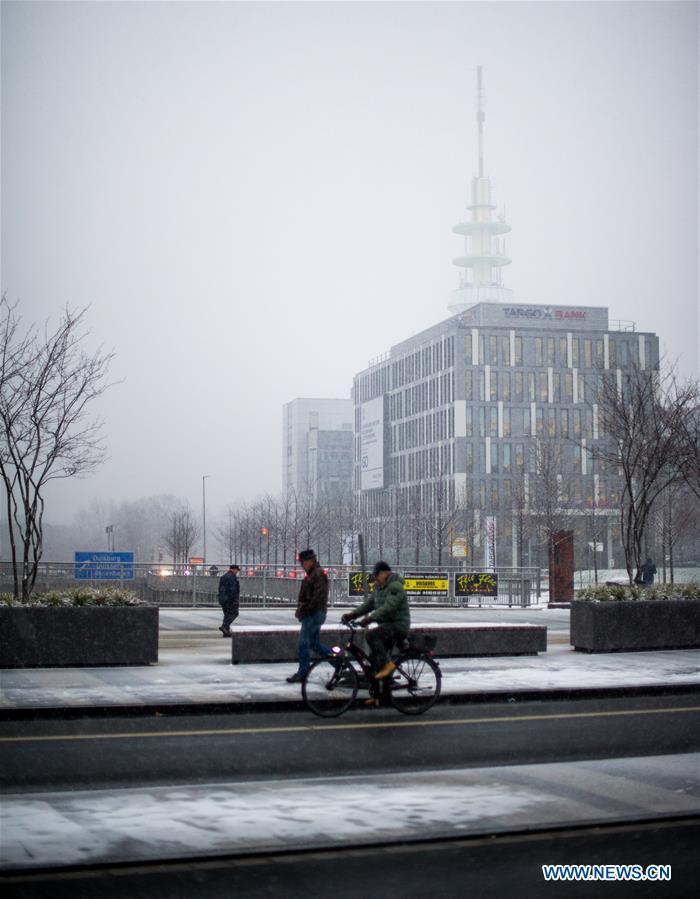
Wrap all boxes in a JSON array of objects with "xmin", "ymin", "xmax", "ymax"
[
  {"xmin": 2, "ymin": 754, "xmax": 698, "ymax": 870},
  {"xmin": 1, "ymin": 644, "xmax": 697, "ymax": 710}
]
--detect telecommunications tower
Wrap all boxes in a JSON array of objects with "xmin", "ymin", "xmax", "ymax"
[{"xmin": 449, "ymin": 67, "xmax": 513, "ymax": 314}]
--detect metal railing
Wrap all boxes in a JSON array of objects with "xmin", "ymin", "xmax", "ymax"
[
  {"xmin": 609, "ymin": 319, "xmax": 636, "ymax": 332},
  {"xmin": 1, "ymin": 561, "xmax": 542, "ymax": 608}
]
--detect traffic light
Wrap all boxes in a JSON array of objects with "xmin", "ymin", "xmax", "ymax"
[{"xmin": 261, "ymin": 527, "xmax": 268, "ymax": 537}]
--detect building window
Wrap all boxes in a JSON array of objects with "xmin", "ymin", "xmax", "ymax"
[
  {"xmin": 503, "ymin": 406, "xmax": 511, "ymax": 437},
  {"xmin": 547, "ymin": 408, "xmax": 556, "ymax": 437},
  {"xmin": 514, "ymin": 371, "xmax": 524, "ymax": 402},
  {"xmin": 488, "ymin": 335, "xmax": 498, "ymax": 365},
  {"xmin": 490, "ymin": 407, "xmax": 498, "ymax": 437},
  {"xmin": 465, "ymin": 370, "xmax": 473, "ymax": 400},
  {"xmin": 609, "ymin": 340, "xmax": 617, "ymax": 366},
  {"xmin": 479, "ymin": 407, "xmax": 486, "ymax": 437},
  {"xmin": 502, "ymin": 371, "xmax": 511, "ymax": 402},
  {"xmin": 573, "ymin": 409, "xmax": 582, "ymax": 437},
  {"xmin": 515, "ymin": 443, "xmax": 524, "ymax": 469},
  {"xmin": 559, "ymin": 336, "xmax": 568, "ymax": 366},
  {"xmin": 564, "ymin": 372, "xmax": 573, "ymax": 403},
  {"xmin": 503, "ymin": 443, "xmax": 512, "ymax": 473},
  {"xmin": 573, "ymin": 445, "xmax": 582, "ymax": 472},
  {"xmin": 466, "ymin": 442, "xmax": 474, "ymax": 473},
  {"xmin": 547, "ymin": 337, "xmax": 555, "ymax": 366},
  {"xmin": 490, "ymin": 373, "xmax": 498, "ymax": 402},
  {"xmin": 503, "ymin": 478, "xmax": 512, "ymax": 503},
  {"xmin": 514, "ymin": 336, "xmax": 523, "ymax": 365},
  {"xmin": 501, "ymin": 335, "xmax": 511, "ymax": 366},
  {"xmin": 479, "ymin": 442, "xmax": 486, "ymax": 473},
  {"xmin": 552, "ymin": 371, "xmax": 561, "ymax": 403},
  {"xmin": 465, "ymin": 406, "xmax": 473, "ymax": 437},
  {"xmin": 584, "ymin": 339, "xmax": 592, "ymax": 369},
  {"xmin": 491, "ymin": 442, "xmax": 499, "ymax": 473},
  {"xmin": 464, "ymin": 335, "xmax": 472, "ymax": 365},
  {"xmin": 529, "ymin": 444, "xmax": 537, "ymax": 473},
  {"xmin": 595, "ymin": 339, "xmax": 604, "ymax": 368},
  {"xmin": 572, "ymin": 338, "xmax": 580, "ymax": 367},
  {"xmin": 561, "ymin": 409, "xmax": 569, "ymax": 438},
  {"xmin": 479, "ymin": 334, "xmax": 485, "ymax": 365},
  {"xmin": 528, "ymin": 372, "xmax": 536, "ymax": 402},
  {"xmin": 536, "ymin": 407, "xmax": 544, "ymax": 436},
  {"xmin": 535, "ymin": 337, "xmax": 543, "ymax": 366},
  {"xmin": 479, "ymin": 370, "xmax": 485, "ymax": 401},
  {"xmin": 538, "ymin": 372, "xmax": 548, "ymax": 402}
]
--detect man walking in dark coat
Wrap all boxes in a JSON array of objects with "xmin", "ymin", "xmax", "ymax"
[
  {"xmin": 218, "ymin": 564, "xmax": 241, "ymax": 637},
  {"xmin": 286, "ymin": 549, "xmax": 332, "ymax": 683},
  {"xmin": 640, "ymin": 556, "xmax": 657, "ymax": 586}
]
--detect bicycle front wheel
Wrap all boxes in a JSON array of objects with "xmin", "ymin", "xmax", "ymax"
[
  {"xmin": 302, "ymin": 658, "xmax": 358, "ymax": 718},
  {"xmin": 389, "ymin": 653, "xmax": 441, "ymax": 715}
]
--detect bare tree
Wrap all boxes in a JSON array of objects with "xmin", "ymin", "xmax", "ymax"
[
  {"xmin": 454, "ymin": 483, "xmax": 479, "ymax": 566},
  {"xmin": 673, "ymin": 388, "xmax": 700, "ymax": 501},
  {"xmin": 654, "ymin": 483, "xmax": 698, "ymax": 584},
  {"xmin": 593, "ymin": 363, "xmax": 694, "ymax": 585},
  {"xmin": 163, "ymin": 506, "xmax": 200, "ymax": 566},
  {"xmin": 424, "ymin": 474, "xmax": 457, "ymax": 568},
  {"xmin": 510, "ymin": 474, "xmax": 534, "ymax": 569},
  {"xmin": 217, "ymin": 505, "xmax": 237, "ymax": 564},
  {"xmin": 0, "ymin": 299, "xmax": 114, "ymax": 598}
]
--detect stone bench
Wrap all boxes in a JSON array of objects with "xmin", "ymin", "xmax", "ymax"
[{"xmin": 230, "ymin": 623, "xmax": 547, "ymax": 664}]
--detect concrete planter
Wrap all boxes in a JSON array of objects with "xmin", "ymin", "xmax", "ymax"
[
  {"xmin": 231, "ymin": 623, "xmax": 547, "ymax": 664},
  {"xmin": 570, "ymin": 599, "xmax": 700, "ymax": 653},
  {"xmin": 0, "ymin": 606, "xmax": 159, "ymax": 668}
]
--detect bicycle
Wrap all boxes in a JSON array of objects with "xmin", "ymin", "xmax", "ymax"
[{"xmin": 301, "ymin": 621, "xmax": 441, "ymax": 718}]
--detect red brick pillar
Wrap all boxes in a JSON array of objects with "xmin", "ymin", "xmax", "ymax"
[{"xmin": 550, "ymin": 530, "xmax": 574, "ymax": 603}]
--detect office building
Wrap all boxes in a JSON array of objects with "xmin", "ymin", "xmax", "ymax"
[
  {"xmin": 283, "ymin": 398, "xmax": 353, "ymax": 499},
  {"xmin": 352, "ymin": 68, "xmax": 659, "ymax": 567}
]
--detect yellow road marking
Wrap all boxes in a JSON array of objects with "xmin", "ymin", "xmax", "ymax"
[{"xmin": 1, "ymin": 705, "xmax": 698, "ymax": 744}]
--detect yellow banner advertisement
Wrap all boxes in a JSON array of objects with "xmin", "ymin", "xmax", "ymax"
[{"xmin": 403, "ymin": 572, "xmax": 450, "ymax": 597}]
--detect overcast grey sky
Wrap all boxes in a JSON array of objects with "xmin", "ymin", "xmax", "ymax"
[{"xmin": 2, "ymin": 0, "xmax": 698, "ymax": 525}]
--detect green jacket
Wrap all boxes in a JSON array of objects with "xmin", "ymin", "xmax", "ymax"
[{"xmin": 353, "ymin": 574, "xmax": 410, "ymax": 636}]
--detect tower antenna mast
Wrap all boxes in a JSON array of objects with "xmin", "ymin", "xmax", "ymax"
[{"xmin": 477, "ymin": 65, "xmax": 485, "ymax": 178}]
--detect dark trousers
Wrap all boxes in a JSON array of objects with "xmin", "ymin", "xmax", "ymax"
[
  {"xmin": 366, "ymin": 624, "xmax": 403, "ymax": 671},
  {"xmin": 220, "ymin": 599, "xmax": 239, "ymax": 631}
]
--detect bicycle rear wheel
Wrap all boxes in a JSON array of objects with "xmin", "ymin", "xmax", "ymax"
[
  {"xmin": 302, "ymin": 658, "xmax": 358, "ymax": 718},
  {"xmin": 389, "ymin": 653, "xmax": 441, "ymax": 715}
]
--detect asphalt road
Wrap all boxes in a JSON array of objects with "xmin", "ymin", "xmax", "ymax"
[
  {"xmin": 2, "ymin": 818, "xmax": 697, "ymax": 898},
  {"xmin": 2, "ymin": 693, "xmax": 698, "ymax": 897},
  {"xmin": 1, "ymin": 692, "xmax": 698, "ymax": 794}
]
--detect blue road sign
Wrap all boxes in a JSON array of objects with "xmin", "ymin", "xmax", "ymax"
[{"xmin": 74, "ymin": 551, "xmax": 135, "ymax": 580}]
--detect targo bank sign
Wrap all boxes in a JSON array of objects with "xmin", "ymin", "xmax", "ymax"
[
  {"xmin": 457, "ymin": 302, "xmax": 609, "ymax": 331},
  {"xmin": 503, "ymin": 305, "xmax": 586, "ymax": 321}
]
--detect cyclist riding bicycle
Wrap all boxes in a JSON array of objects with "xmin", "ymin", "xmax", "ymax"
[{"xmin": 341, "ymin": 561, "xmax": 410, "ymax": 681}]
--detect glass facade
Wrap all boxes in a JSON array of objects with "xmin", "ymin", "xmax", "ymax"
[{"xmin": 353, "ymin": 303, "xmax": 660, "ymax": 566}]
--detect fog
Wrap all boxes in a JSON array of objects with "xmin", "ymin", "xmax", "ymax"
[{"xmin": 2, "ymin": 0, "xmax": 698, "ymax": 537}]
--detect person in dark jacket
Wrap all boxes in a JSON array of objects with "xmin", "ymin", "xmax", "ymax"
[
  {"xmin": 640, "ymin": 557, "xmax": 657, "ymax": 586},
  {"xmin": 218, "ymin": 564, "xmax": 240, "ymax": 636},
  {"xmin": 286, "ymin": 549, "xmax": 332, "ymax": 683},
  {"xmin": 342, "ymin": 561, "xmax": 411, "ymax": 680}
]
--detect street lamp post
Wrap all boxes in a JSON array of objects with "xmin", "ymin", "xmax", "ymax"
[{"xmin": 202, "ymin": 475, "xmax": 210, "ymax": 564}]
